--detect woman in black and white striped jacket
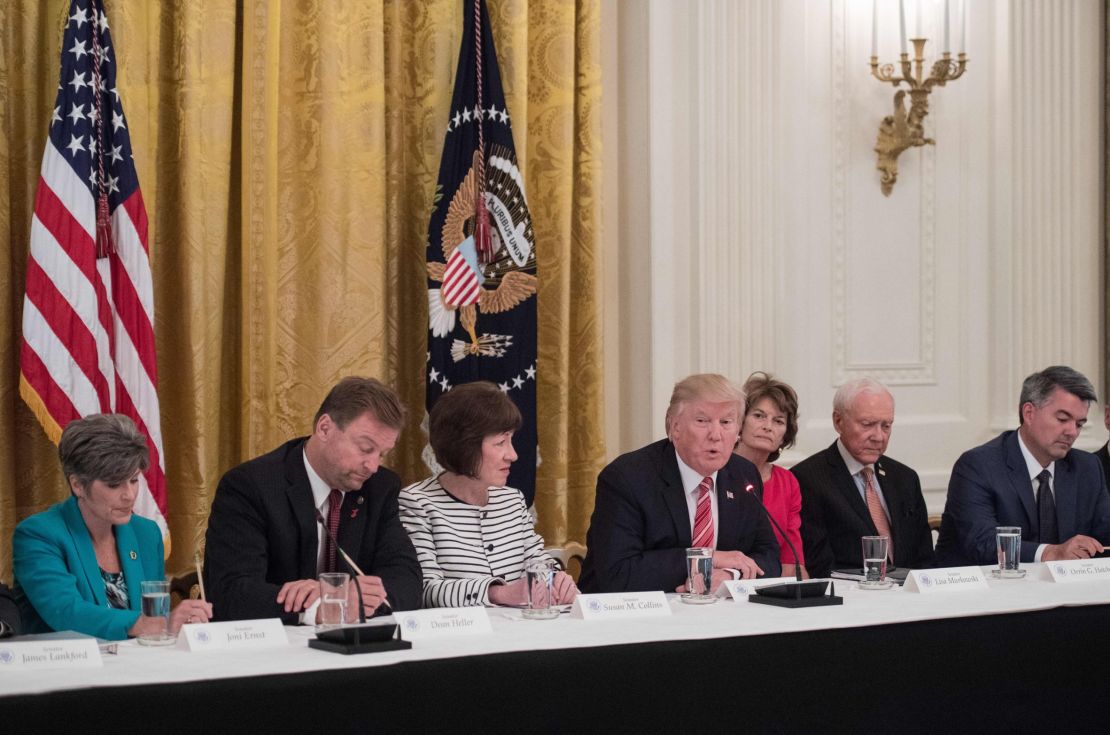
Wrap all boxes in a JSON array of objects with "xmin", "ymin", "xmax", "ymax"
[{"xmin": 399, "ymin": 382, "xmax": 578, "ymax": 608}]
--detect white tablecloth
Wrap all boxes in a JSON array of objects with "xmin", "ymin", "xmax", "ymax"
[{"xmin": 2, "ymin": 564, "xmax": 1108, "ymax": 698}]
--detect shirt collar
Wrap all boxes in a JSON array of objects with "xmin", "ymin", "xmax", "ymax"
[
  {"xmin": 1016, "ymin": 430, "xmax": 1055, "ymax": 481},
  {"xmin": 836, "ymin": 438, "xmax": 872, "ymax": 477},
  {"xmin": 674, "ymin": 449, "xmax": 718, "ymax": 496},
  {"xmin": 303, "ymin": 448, "xmax": 337, "ymax": 509}
]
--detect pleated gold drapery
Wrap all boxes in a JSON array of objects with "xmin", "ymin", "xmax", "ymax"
[{"xmin": 0, "ymin": 0, "xmax": 603, "ymax": 581}]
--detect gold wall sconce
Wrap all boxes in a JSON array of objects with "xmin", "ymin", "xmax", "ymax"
[{"xmin": 871, "ymin": 0, "xmax": 968, "ymax": 196}]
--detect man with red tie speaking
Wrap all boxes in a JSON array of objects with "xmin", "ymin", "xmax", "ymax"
[{"xmin": 579, "ymin": 374, "xmax": 780, "ymax": 594}]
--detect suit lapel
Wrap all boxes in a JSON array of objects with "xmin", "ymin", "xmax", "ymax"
[
  {"xmin": 1053, "ymin": 454, "xmax": 1078, "ymax": 539},
  {"xmin": 826, "ymin": 445, "xmax": 873, "ymax": 529},
  {"xmin": 115, "ymin": 522, "xmax": 145, "ymax": 612},
  {"xmin": 715, "ymin": 464, "xmax": 744, "ymax": 549},
  {"xmin": 336, "ymin": 488, "xmax": 370, "ymax": 570},
  {"xmin": 61, "ymin": 497, "xmax": 107, "ymax": 607},
  {"xmin": 1004, "ymin": 432, "xmax": 1038, "ymax": 531},
  {"xmin": 284, "ymin": 444, "xmax": 321, "ymax": 578},
  {"xmin": 658, "ymin": 443, "xmax": 693, "ymax": 546}
]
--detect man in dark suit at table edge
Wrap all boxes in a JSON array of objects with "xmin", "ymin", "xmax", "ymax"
[
  {"xmin": 935, "ymin": 365, "xmax": 1110, "ymax": 566},
  {"xmin": 792, "ymin": 377, "xmax": 934, "ymax": 578},
  {"xmin": 204, "ymin": 377, "xmax": 422, "ymax": 624},
  {"xmin": 1095, "ymin": 401, "xmax": 1110, "ymax": 489},
  {"xmin": 579, "ymin": 373, "xmax": 781, "ymax": 594},
  {"xmin": 0, "ymin": 581, "xmax": 20, "ymax": 637}
]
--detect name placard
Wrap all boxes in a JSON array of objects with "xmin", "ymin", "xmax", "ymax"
[
  {"xmin": 570, "ymin": 591, "xmax": 671, "ymax": 620},
  {"xmin": 178, "ymin": 618, "xmax": 288, "ymax": 652},
  {"xmin": 904, "ymin": 567, "xmax": 988, "ymax": 593},
  {"xmin": 717, "ymin": 577, "xmax": 792, "ymax": 602},
  {"xmin": 1044, "ymin": 558, "xmax": 1110, "ymax": 583},
  {"xmin": 0, "ymin": 635, "xmax": 101, "ymax": 670},
  {"xmin": 394, "ymin": 607, "xmax": 493, "ymax": 641}
]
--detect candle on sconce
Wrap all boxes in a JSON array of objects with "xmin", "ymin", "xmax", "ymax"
[
  {"xmin": 960, "ymin": 0, "xmax": 968, "ymax": 54},
  {"xmin": 899, "ymin": 0, "xmax": 908, "ymax": 54},
  {"xmin": 944, "ymin": 0, "xmax": 951, "ymax": 53},
  {"xmin": 915, "ymin": 0, "xmax": 921, "ymax": 39},
  {"xmin": 872, "ymin": 0, "xmax": 878, "ymax": 57}
]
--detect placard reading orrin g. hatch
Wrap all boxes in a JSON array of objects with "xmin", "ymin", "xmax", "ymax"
[
  {"xmin": 0, "ymin": 634, "xmax": 101, "ymax": 670},
  {"xmin": 1044, "ymin": 558, "xmax": 1110, "ymax": 583},
  {"xmin": 178, "ymin": 619, "xmax": 288, "ymax": 652},
  {"xmin": 571, "ymin": 591, "xmax": 671, "ymax": 620},
  {"xmin": 904, "ymin": 567, "xmax": 988, "ymax": 593},
  {"xmin": 394, "ymin": 607, "xmax": 493, "ymax": 641}
]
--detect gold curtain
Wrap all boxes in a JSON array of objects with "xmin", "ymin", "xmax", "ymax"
[{"xmin": 0, "ymin": 0, "xmax": 603, "ymax": 581}]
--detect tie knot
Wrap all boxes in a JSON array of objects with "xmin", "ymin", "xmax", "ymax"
[
  {"xmin": 1036, "ymin": 469, "xmax": 1051, "ymax": 486},
  {"xmin": 329, "ymin": 488, "xmax": 343, "ymax": 506},
  {"xmin": 861, "ymin": 466, "xmax": 874, "ymax": 482},
  {"xmin": 697, "ymin": 476, "xmax": 713, "ymax": 495}
]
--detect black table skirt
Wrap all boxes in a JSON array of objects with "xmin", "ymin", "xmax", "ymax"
[{"xmin": 3, "ymin": 604, "xmax": 1107, "ymax": 733}]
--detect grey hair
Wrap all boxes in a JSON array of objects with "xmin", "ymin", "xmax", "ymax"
[
  {"xmin": 664, "ymin": 373, "xmax": 744, "ymax": 435},
  {"xmin": 59, "ymin": 414, "xmax": 150, "ymax": 492},
  {"xmin": 1018, "ymin": 366, "xmax": 1097, "ymax": 424},
  {"xmin": 832, "ymin": 377, "xmax": 893, "ymax": 415}
]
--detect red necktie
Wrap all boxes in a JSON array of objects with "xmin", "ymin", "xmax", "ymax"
[
  {"xmin": 691, "ymin": 476, "xmax": 714, "ymax": 548},
  {"xmin": 324, "ymin": 489, "xmax": 342, "ymax": 573},
  {"xmin": 861, "ymin": 467, "xmax": 894, "ymax": 563}
]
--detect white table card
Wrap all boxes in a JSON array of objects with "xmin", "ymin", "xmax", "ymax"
[
  {"xmin": 178, "ymin": 618, "xmax": 288, "ymax": 652},
  {"xmin": 1044, "ymin": 558, "xmax": 1110, "ymax": 583},
  {"xmin": 717, "ymin": 577, "xmax": 793, "ymax": 601},
  {"xmin": 904, "ymin": 567, "xmax": 988, "ymax": 593},
  {"xmin": 571, "ymin": 591, "xmax": 671, "ymax": 620},
  {"xmin": 394, "ymin": 607, "xmax": 493, "ymax": 641},
  {"xmin": 0, "ymin": 634, "xmax": 101, "ymax": 670}
]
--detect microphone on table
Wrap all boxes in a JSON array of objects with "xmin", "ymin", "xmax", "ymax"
[
  {"xmin": 308, "ymin": 509, "xmax": 409, "ymax": 655},
  {"xmin": 743, "ymin": 483, "xmax": 843, "ymax": 609}
]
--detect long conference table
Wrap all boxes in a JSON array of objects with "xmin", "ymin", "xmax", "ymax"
[{"xmin": 2, "ymin": 566, "xmax": 1109, "ymax": 733}]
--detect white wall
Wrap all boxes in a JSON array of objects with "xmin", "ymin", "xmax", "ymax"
[{"xmin": 601, "ymin": 0, "xmax": 1105, "ymax": 511}]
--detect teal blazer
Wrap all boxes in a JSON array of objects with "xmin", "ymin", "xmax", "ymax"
[{"xmin": 13, "ymin": 496, "xmax": 165, "ymax": 640}]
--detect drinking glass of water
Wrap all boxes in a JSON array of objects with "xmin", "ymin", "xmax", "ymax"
[
  {"xmin": 317, "ymin": 572, "xmax": 350, "ymax": 629},
  {"xmin": 681, "ymin": 547, "xmax": 717, "ymax": 604},
  {"xmin": 859, "ymin": 536, "xmax": 893, "ymax": 589},
  {"xmin": 138, "ymin": 580, "xmax": 174, "ymax": 646},
  {"xmin": 522, "ymin": 558, "xmax": 560, "ymax": 620},
  {"xmin": 993, "ymin": 526, "xmax": 1025, "ymax": 579}
]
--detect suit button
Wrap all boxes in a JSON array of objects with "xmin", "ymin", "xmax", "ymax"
[{"xmin": 486, "ymin": 544, "xmax": 494, "ymax": 551}]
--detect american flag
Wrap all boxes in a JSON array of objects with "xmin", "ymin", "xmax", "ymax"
[{"xmin": 19, "ymin": 0, "xmax": 167, "ymax": 538}]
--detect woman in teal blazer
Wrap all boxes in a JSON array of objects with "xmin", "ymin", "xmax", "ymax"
[{"xmin": 13, "ymin": 414, "xmax": 211, "ymax": 640}]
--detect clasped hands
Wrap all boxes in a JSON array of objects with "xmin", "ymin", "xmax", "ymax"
[
  {"xmin": 277, "ymin": 575, "xmax": 389, "ymax": 622},
  {"xmin": 675, "ymin": 550, "xmax": 764, "ymax": 594},
  {"xmin": 488, "ymin": 571, "xmax": 578, "ymax": 607},
  {"xmin": 128, "ymin": 598, "xmax": 213, "ymax": 639}
]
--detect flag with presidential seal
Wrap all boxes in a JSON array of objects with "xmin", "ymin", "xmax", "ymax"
[{"xmin": 425, "ymin": 0, "xmax": 538, "ymax": 504}]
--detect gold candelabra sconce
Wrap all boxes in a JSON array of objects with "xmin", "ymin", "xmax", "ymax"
[{"xmin": 871, "ymin": 40, "xmax": 968, "ymax": 196}]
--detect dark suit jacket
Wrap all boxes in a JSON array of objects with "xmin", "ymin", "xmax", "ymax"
[
  {"xmin": 1097, "ymin": 443, "xmax": 1110, "ymax": 494},
  {"xmin": 793, "ymin": 442, "xmax": 934, "ymax": 578},
  {"xmin": 204, "ymin": 438, "xmax": 422, "ymax": 622},
  {"xmin": 935, "ymin": 430, "xmax": 1110, "ymax": 566},
  {"xmin": 0, "ymin": 582, "xmax": 19, "ymax": 637},
  {"xmin": 578, "ymin": 439, "xmax": 781, "ymax": 593}
]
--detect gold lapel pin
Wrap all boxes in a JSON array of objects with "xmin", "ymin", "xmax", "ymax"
[{"xmin": 129, "ymin": 550, "xmax": 137, "ymax": 560}]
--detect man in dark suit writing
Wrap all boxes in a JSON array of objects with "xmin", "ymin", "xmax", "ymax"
[
  {"xmin": 579, "ymin": 373, "xmax": 780, "ymax": 594},
  {"xmin": 793, "ymin": 378, "xmax": 934, "ymax": 578},
  {"xmin": 935, "ymin": 366, "xmax": 1110, "ymax": 566},
  {"xmin": 204, "ymin": 377, "xmax": 422, "ymax": 623}
]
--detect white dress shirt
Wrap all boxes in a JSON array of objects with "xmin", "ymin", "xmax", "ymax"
[
  {"xmin": 675, "ymin": 451, "xmax": 719, "ymax": 549},
  {"xmin": 1016, "ymin": 431, "xmax": 1055, "ymax": 562}
]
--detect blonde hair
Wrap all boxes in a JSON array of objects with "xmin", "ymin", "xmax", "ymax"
[{"xmin": 665, "ymin": 373, "xmax": 744, "ymax": 435}]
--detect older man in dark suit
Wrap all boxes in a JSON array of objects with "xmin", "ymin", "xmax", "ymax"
[
  {"xmin": 936, "ymin": 366, "xmax": 1110, "ymax": 566},
  {"xmin": 579, "ymin": 374, "xmax": 780, "ymax": 594},
  {"xmin": 204, "ymin": 377, "xmax": 422, "ymax": 623},
  {"xmin": 793, "ymin": 378, "xmax": 934, "ymax": 578},
  {"xmin": 0, "ymin": 582, "xmax": 20, "ymax": 637}
]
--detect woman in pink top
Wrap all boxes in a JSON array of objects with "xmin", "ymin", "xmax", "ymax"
[{"xmin": 734, "ymin": 372, "xmax": 809, "ymax": 579}]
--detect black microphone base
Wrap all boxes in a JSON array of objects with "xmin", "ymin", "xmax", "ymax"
[
  {"xmin": 308, "ymin": 638, "xmax": 412, "ymax": 655},
  {"xmin": 748, "ymin": 593, "xmax": 844, "ymax": 609}
]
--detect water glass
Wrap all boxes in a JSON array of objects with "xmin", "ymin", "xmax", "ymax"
[
  {"xmin": 522, "ymin": 558, "xmax": 559, "ymax": 620},
  {"xmin": 318, "ymin": 572, "xmax": 350, "ymax": 629},
  {"xmin": 138, "ymin": 580, "xmax": 174, "ymax": 646},
  {"xmin": 859, "ymin": 536, "xmax": 890, "ymax": 589},
  {"xmin": 995, "ymin": 526, "xmax": 1023, "ymax": 578},
  {"xmin": 682, "ymin": 547, "xmax": 716, "ymax": 604}
]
